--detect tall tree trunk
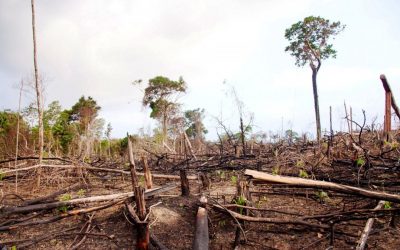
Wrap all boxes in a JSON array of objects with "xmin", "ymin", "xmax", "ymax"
[
  {"xmin": 15, "ymin": 80, "xmax": 24, "ymax": 193},
  {"xmin": 31, "ymin": 0, "xmax": 44, "ymax": 187},
  {"xmin": 240, "ymin": 117, "xmax": 246, "ymax": 156},
  {"xmin": 162, "ymin": 112, "xmax": 167, "ymax": 144},
  {"xmin": 312, "ymin": 68, "xmax": 321, "ymax": 141}
]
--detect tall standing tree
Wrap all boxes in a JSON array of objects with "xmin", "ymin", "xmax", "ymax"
[
  {"xmin": 285, "ymin": 16, "xmax": 345, "ymax": 141},
  {"xmin": 70, "ymin": 96, "xmax": 101, "ymax": 159},
  {"xmin": 31, "ymin": 0, "xmax": 44, "ymax": 187},
  {"xmin": 142, "ymin": 76, "xmax": 187, "ymax": 142},
  {"xmin": 105, "ymin": 122, "xmax": 112, "ymax": 157},
  {"xmin": 184, "ymin": 109, "xmax": 207, "ymax": 139},
  {"xmin": 70, "ymin": 96, "xmax": 101, "ymax": 135}
]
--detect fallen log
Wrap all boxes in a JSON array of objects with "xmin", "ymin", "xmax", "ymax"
[
  {"xmin": 1, "ymin": 164, "xmax": 198, "ymax": 180},
  {"xmin": 193, "ymin": 196, "xmax": 209, "ymax": 250},
  {"xmin": 0, "ymin": 183, "xmax": 177, "ymax": 217},
  {"xmin": 244, "ymin": 169, "xmax": 400, "ymax": 203},
  {"xmin": 356, "ymin": 200, "xmax": 385, "ymax": 250}
]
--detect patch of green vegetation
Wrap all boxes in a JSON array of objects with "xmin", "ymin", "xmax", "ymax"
[
  {"xmin": 139, "ymin": 175, "xmax": 145, "ymax": 186},
  {"xmin": 231, "ymin": 175, "xmax": 238, "ymax": 185},
  {"xmin": 384, "ymin": 140, "xmax": 399, "ymax": 149},
  {"xmin": 123, "ymin": 162, "xmax": 130, "ymax": 170},
  {"xmin": 77, "ymin": 189, "xmax": 86, "ymax": 197},
  {"xmin": 0, "ymin": 171, "xmax": 5, "ymax": 181},
  {"xmin": 233, "ymin": 195, "xmax": 246, "ymax": 214},
  {"xmin": 299, "ymin": 169, "xmax": 309, "ymax": 179},
  {"xmin": 355, "ymin": 157, "xmax": 365, "ymax": 168},
  {"xmin": 215, "ymin": 170, "xmax": 226, "ymax": 180},
  {"xmin": 58, "ymin": 193, "xmax": 72, "ymax": 213},
  {"xmin": 218, "ymin": 219, "xmax": 226, "ymax": 227},
  {"xmin": 272, "ymin": 166, "xmax": 280, "ymax": 176},
  {"xmin": 296, "ymin": 160, "xmax": 305, "ymax": 168},
  {"xmin": 256, "ymin": 196, "xmax": 267, "ymax": 208},
  {"xmin": 315, "ymin": 190, "xmax": 329, "ymax": 203},
  {"xmin": 384, "ymin": 201, "xmax": 392, "ymax": 209}
]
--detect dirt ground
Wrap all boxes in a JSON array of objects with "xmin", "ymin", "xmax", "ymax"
[{"xmin": 1, "ymin": 168, "xmax": 399, "ymax": 250}]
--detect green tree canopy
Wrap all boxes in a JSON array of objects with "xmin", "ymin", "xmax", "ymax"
[
  {"xmin": 52, "ymin": 109, "xmax": 75, "ymax": 153},
  {"xmin": 70, "ymin": 96, "xmax": 101, "ymax": 133},
  {"xmin": 184, "ymin": 108, "xmax": 208, "ymax": 139},
  {"xmin": 142, "ymin": 76, "xmax": 187, "ymax": 140},
  {"xmin": 285, "ymin": 16, "xmax": 345, "ymax": 69}
]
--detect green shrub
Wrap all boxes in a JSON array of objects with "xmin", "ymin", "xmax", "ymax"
[{"xmin": 299, "ymin": 169, "xmax": 309, "ymax": 178}]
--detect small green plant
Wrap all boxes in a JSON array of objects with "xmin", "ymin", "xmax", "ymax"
[
  {"xmin": 384, "ymin": 140, "xmax": 399, "ymax": 149},
  {"xmin": 384, "ymin": 201, "xmax": 392, "ymax": 209},
  {"xmin": 123, "ymin": 162, "xmax": 130, "ymax": 170},
  {"xmin": 299, "ymin": 169, "xmax": 309, "ymax": 179},
  {"xmin": 59, "ymin": 193, "xmax": 72, "ymax": 201},
  {"xmin": 315, "ymin": 190, "xmax": 329, "ymax": 203},
  {"xmin": 11, "ymin": 246, "xmax": 17, "ymax": 250},
  {"xmin": 256, "ymin": 196, "xmax": 267, "ymax": 208},
  {"xmin": 215, "ymin": 170, "xmax": 226, "ymax": 180},
  {"xmin": 231, "ymin": 175, "xmax": 238, "ymax": 185},
  {"xmin": 77, "ymin": 189, "xmax": 86, "ymax": 197},
  {"xmin": 139, "ymin": 176, "xmax": 145, "ymax": 186},
  {"xmin": 296, "ymin": 160, "xmax": 305, "ymax": 168},
  {"xmin": 218, "ymin": 219, "xmax": 226, "ymax": 227},
  {"xmin": 0, "ymin": 171, "xmax": 5, "ymax": 181},
  {"xmin": 58, "ymin": 193, "xmax": 72, "ymax": 213},
  {"xmin": 272, "ymin": 166, "xmax": 280, "ymax": 176},
  {"xmin": 355, "ymin": 157, "xmax": 365, "ymax": 168},
  {"xmin": 234, "ymin": 195, "xmax": 246, "ymax": 214}
]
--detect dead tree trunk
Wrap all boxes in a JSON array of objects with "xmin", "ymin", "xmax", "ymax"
[
  {"xmin": 141, "ymin": 156, "xmax": 153, "ymax": 189},
  {"xmin": 134, "ymin": 186, "xmax": 149, "ymax": 250},
  {"xmin": 180, "ymin": 169, "xmax": 190, "ymax": 196},
  {"xmin": 127, "ymin": 134, "xmax": 149, "ymax": 249},
  {"xmin": 15, "ymin": 80, "xmax": 24, "ymax": 193},
  {"xmin": 193, "ymin": 196, "xmax": 209, "ymax": 250},
  {"xmin": 240, "ymin": 117, "xmax": 246, "ymax": 156},
  {"xmin": 31, "ymin": 0, "xmax": 44, "ymax": 188},
  {"xmin": 380, "ymin": 74, "xmax": 400, "ymax": 140},
  {"xmin": 356, "ymin": 200, "xmax": 386, "ymax": 250},
  {"xmin": 183, "ymin": 131, "xmax": 197, "ymax": 160},
  {"xmin": 245, "ymin": 169, "xmax": 400, "ymax": 203}
]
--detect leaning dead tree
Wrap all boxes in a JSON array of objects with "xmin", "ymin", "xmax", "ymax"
[
  {"xmin": 31, "ymin": 0, "xmax": 44, "ymax": 187},
  {"xmin": 380, "ymin": 74, "xmax": 400, "ymax": 139}
]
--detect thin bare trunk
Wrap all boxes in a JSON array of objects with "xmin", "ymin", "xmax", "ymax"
[
  {"xmin": 31, "ymin": 0, "xmax": 44, "ymax": 188},
  {"xmin": 162, "ymin": 112, "xmax": 167, "ymax": 144},
  {"xmin": 15, "ymin": 80, "xmax": 24, "ymax": 193},
  {"xmin": 312, "ymin": 68, "xmax": 321, "ymax": 141},
  {"xmin": 240, "ymin": 117, "xmax": 246, "ymax": 156}
]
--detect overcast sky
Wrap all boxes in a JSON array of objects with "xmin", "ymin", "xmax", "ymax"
[{"xmin": 1, "ymin": 0, "xmax": 400, "ymax": 139}]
